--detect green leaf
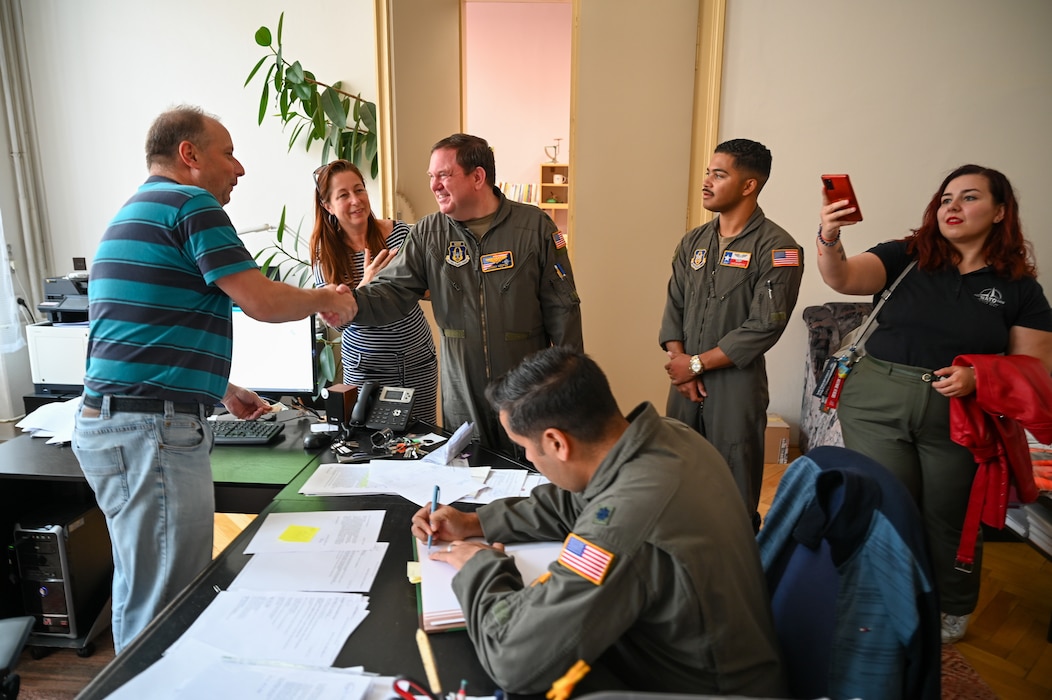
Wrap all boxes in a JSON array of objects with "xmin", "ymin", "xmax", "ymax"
[
  {"xmin": 277, "ymin": 12, "xmax": 284, "ymax": 44},
  {"xmin": 371, "ymin": 155, "xmax": 379, "ymax": 180},
  {"xmin": 276, "ymin": 206, "xmax": 288, "ymax": 243},
  {"xmin": 293, "ymin": 81, "xmax": 312, "ymax": 102},
  {"xmin": 257, "ymin": 82, "xmax": 269, "ymax": 125},
  {"xmin": 254, "ymin": 26, "xmax": 272, "ymax": 47},
  {"xmin": 288, "ymin": 121, "xmax": 306, "ymax": 151},
  {"xmin": 360, "ymin": 101, "xmax": 377, "ymax": 132},
  {"xmin": 259, "ymin": 251, "xmax": 279, "ymax": 278},
  {"xmin": 287, "ymin": 61, "xmax": 304, "ymax": 85},
  {"xmin": 365, "ymin": 130, "xmax": 378, "ymax": 162},
  {"xmin": 320, "ymin": 88, "xmax": 347, "ymax": 130},
  {"xmin": 244, "ymin": 56, "xmax": 267, "ymax": 87},
  {"xmin": 319, "ymin": 344, "xmax": 336, "ymax": 383}
]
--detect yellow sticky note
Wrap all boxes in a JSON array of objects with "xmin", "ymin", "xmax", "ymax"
[
  {"xmin": 406, "ymin": 561, "xmax": 421, "ymax": 584},
  {"xmin": 279, "ymin": 525, "xmax": 320, "ymax": 543}
]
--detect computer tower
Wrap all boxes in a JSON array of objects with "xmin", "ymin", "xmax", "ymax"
[{"xmin": 13, "ymin": 504, "xmax": 112, "ymax": 639}]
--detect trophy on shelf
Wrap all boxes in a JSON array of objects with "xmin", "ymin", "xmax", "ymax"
[{"xmin": 544, "ymin": 138, "xmax": 562, "ymax": 164}]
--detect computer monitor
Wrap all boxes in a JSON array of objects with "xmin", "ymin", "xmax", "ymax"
[{"xmin": 227, "ymin": 306, "xmax": 317, "ymax": 398}]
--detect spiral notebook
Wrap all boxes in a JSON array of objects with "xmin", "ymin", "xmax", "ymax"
[{"xmin": 416, "ymin": 539, "xmax": 561, "ymax": 633}]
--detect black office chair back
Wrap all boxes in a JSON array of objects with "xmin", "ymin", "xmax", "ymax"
[{"xmin": 0, "ymin": 616, "xmax": 33, "ymax": 700}]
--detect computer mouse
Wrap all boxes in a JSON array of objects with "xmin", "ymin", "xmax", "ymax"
[{"xmin": 303, "ymin": 432, "xmax": 332, "ymax": 450}]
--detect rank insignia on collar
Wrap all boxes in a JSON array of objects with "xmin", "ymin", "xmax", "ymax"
[
  {"xmin": 690, "ymin": 248, "xmax": 707, "ymax": 270},
  {"xmin": 594, "ymin": 505, "xmax": 614, "ymax": 525},
  {"xmin": 720, "ymin": 250, "xmax": 751, "ymax": 268},
  {"xmin": 480, "ymin": 250, "xmax": 514, "ymax": 272},
  {"xmin": 558, "ymin": 533, "xmax": 614, "ymax": 585},
  {"xmin": 446, "ymin": 241, "xmax": 470, "ymax": 267}
]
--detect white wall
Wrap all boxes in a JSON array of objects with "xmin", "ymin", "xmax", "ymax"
[
  {"xmin": 19, "ymin": 0, "xmax": 379, "ymax": 270},
  {"xmin": 572, "ymin": 0, "xmax": 699, "ymax": 413},
  {"xmin": 718, "ymin": 0, "xmax": 1052, "ymax": 435}
]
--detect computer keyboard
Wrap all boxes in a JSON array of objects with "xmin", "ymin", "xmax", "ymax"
[{"xmin": 211, "ymin": 420, "xmax": 285, "ymax": 445}]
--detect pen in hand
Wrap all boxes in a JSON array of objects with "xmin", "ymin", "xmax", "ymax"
[{"xmin": 427, "ymin": 484, "xmax": 440, "ymax": 552}]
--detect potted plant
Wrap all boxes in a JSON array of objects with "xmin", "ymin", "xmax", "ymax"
[{"xmin": 245, "ymin": 12, "xmax": 381, "ymax": 391}]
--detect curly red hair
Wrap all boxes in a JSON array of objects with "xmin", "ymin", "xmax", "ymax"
[{"xmin": 905, "ymin": 164, "xmax": 1036, "ymax": 280}]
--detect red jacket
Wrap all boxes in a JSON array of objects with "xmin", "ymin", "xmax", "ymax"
[{"xmin": 949, "ymin": 354, "xmax": 1052, "ymax": 568}]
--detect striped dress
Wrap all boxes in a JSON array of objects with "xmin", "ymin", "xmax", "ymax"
[{"xmin": 314, "ymin": 221, "xmax": 438, "ymax": 422}]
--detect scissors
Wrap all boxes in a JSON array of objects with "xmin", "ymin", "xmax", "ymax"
[{"xmin": 392, "ymin": 675, "xmax": 440, "ymax": 700}]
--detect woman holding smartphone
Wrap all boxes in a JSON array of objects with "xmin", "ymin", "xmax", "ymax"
[
  {"xmin": 815, "ymin": 164, "xmax": 1052, "ymax": 643},
  {"xmin": 311, "ymin": 160, "xmax": 438, "ymax": 423}
]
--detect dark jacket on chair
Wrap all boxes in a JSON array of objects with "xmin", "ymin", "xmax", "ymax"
[{"xmin": 757, "ymin": 446, "xmax": 941, "ymax": 700}]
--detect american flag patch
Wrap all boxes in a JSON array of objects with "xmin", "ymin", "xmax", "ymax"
[
  {"xmin": 558, "ymin": 534, "xmax": 614, "ymax": 585},
  {"xmin": 772, "ymin": 249, "xmax": 800, "ymax": 267},
  {"xmin": 553, "ymin": 230, "xmax": 567, "ymax": 249}
]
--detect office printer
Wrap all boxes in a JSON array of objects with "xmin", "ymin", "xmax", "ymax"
[
  {"xmin": 27, "ymin": 274, "xmax": 90, "ymax": 395},
  {"xmin": 37, "ymin": 274, "xmax": 89, "ymax": 324}
]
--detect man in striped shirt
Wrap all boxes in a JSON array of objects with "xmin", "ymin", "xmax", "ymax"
[{"xmin": 72, "ymin": 105, "xmax": 358, "ymax": 653}]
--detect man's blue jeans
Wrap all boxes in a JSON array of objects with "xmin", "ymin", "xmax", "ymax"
[{"xmin": 72, "ymin": 397, "xmax": 214, "ymax": 653}]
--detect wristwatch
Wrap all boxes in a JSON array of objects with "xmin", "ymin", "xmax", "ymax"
[{"xmin": 689, "ymin": 354, "xmax": 705, "ymax": 375}]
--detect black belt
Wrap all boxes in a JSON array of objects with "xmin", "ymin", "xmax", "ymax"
[{"xmin": 83, "ymin": 395, "xmax": 214, "ymax": 417}]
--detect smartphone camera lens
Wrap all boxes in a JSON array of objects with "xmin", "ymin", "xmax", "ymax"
[{"xmin": 823, "ymin": 178, "xmax": 833, "ymax": 190}]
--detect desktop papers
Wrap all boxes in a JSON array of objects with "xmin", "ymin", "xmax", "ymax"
[
  {"xmin": 103, "ymin": 639, "xmax": 374, "ymax": 700},
  {"xmin": 243, "ymin": 510, "xmax": 385, "ymax": 554},
  {"xmin": 166, "ymin": 590, "xmax": 369, "ymax": 667},
  {"xmin": 419, "ymin": 540, "xmax": 561, "ymax": 632},
  {"xmin": 299, "ymin": 461, "xmax": 482, "ymax": 506},
  {"xmin": 229, "ymin": 545, "xmax": 389, "ymax": 593},
  {"xmin": 16, "ymin": 396, "xmax": 80, "ymax": 444}
]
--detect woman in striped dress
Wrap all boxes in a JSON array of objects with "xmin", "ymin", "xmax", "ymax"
[{"xmin": 311, "ymin": 160, "xmax": 438, "ymax": 422}]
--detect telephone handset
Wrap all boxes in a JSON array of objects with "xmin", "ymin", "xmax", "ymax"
[{"xmin": 350, "ymin": 382, "xmax": 416, "ymax": 431}]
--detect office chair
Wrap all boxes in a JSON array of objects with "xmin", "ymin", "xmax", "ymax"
[
  {"xmin": 0, "ymin": 617, "xmax": 33, "ymax": 700},
  {"xmin": 757, "ymin": 446, "xmax": 941, "ymax": 700}
]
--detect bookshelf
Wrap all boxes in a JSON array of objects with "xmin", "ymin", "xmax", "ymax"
[{"xmin": 539, "ymin": 162, "xmax": 571, "ymax": 250}]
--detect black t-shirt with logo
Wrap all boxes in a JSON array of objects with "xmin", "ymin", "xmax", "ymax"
[{"xmin": 865, "ymin": 239, "xmax": 1052, "ymax": 370}]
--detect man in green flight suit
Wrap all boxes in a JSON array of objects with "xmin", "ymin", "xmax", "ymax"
[
  {"xmin": 660, "ymin": 138, "xmax": 804, "ymax": 529},
  {"xmin": 412, "ymin": 346, "xmax": 785, "ymax": 697},
  {"xmin": 350, "ymin": 134, "xmax": 583, "ymax": 456}
]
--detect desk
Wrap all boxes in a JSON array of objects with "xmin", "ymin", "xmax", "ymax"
[
  {"xmin": 0, "ymin": 412, "xmax": 323, "ymax": 515},
  {"xmin": 76, "ymin": 437, "xmax": 530, "ymax": 699}
]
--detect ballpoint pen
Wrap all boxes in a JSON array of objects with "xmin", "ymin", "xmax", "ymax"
[{"xmin": 427, "ymin": 484, "xmax": 440, "ymax": 552}]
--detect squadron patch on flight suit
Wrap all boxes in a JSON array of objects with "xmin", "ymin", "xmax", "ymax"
[
  {"xmin": 690, "ymin": 249, "xmax": 707, "ymax": 270},
  {"xmin": 446, "ymin": 241, "xmax": 470, "ymax": 268},
  {"xmin": 558, "ymin": 533, "xmax": 614, "ymax": 585},
  {"xmin": 720, "ymin": 250, "xmax": 751, "ymax": 269},
  {"xmin": 593, "ymin": 505, "xmax": 614, "ymax": 525},
  {"xmin": 480, "ymin": 251, "xmax": 514, "ymax": 272}
]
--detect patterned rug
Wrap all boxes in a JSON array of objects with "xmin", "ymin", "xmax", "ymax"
[{"xmin": 942, "ymin": 643, "xmax": 998, "ymax": 699}]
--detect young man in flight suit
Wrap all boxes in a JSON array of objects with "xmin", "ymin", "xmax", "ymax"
[
  {"xmin": 412, "ymin": 347, "xmax": 785, "ymax": 697},
  {"xmin": 660, "ymin": 138, "xmax": 803, "ymax": 529}
]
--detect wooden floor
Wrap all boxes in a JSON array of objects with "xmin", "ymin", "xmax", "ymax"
[{"xmin": 12, "ymin": 462, "xmax": 1052, "ymax": 699}]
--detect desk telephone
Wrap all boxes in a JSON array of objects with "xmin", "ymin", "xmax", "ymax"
[{"xmin": 351, "ymin": 382, "xmax": 416, "ymax": 431}]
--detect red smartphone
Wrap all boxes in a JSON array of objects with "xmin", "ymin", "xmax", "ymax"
[{"xmin": 821, "ymin": 174, "xmax": 863, "ymax": 223}]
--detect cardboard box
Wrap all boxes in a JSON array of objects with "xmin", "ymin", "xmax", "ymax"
[{"xmin": 764, "ymin": 413, "xmax": 790, "ymax": 464}]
